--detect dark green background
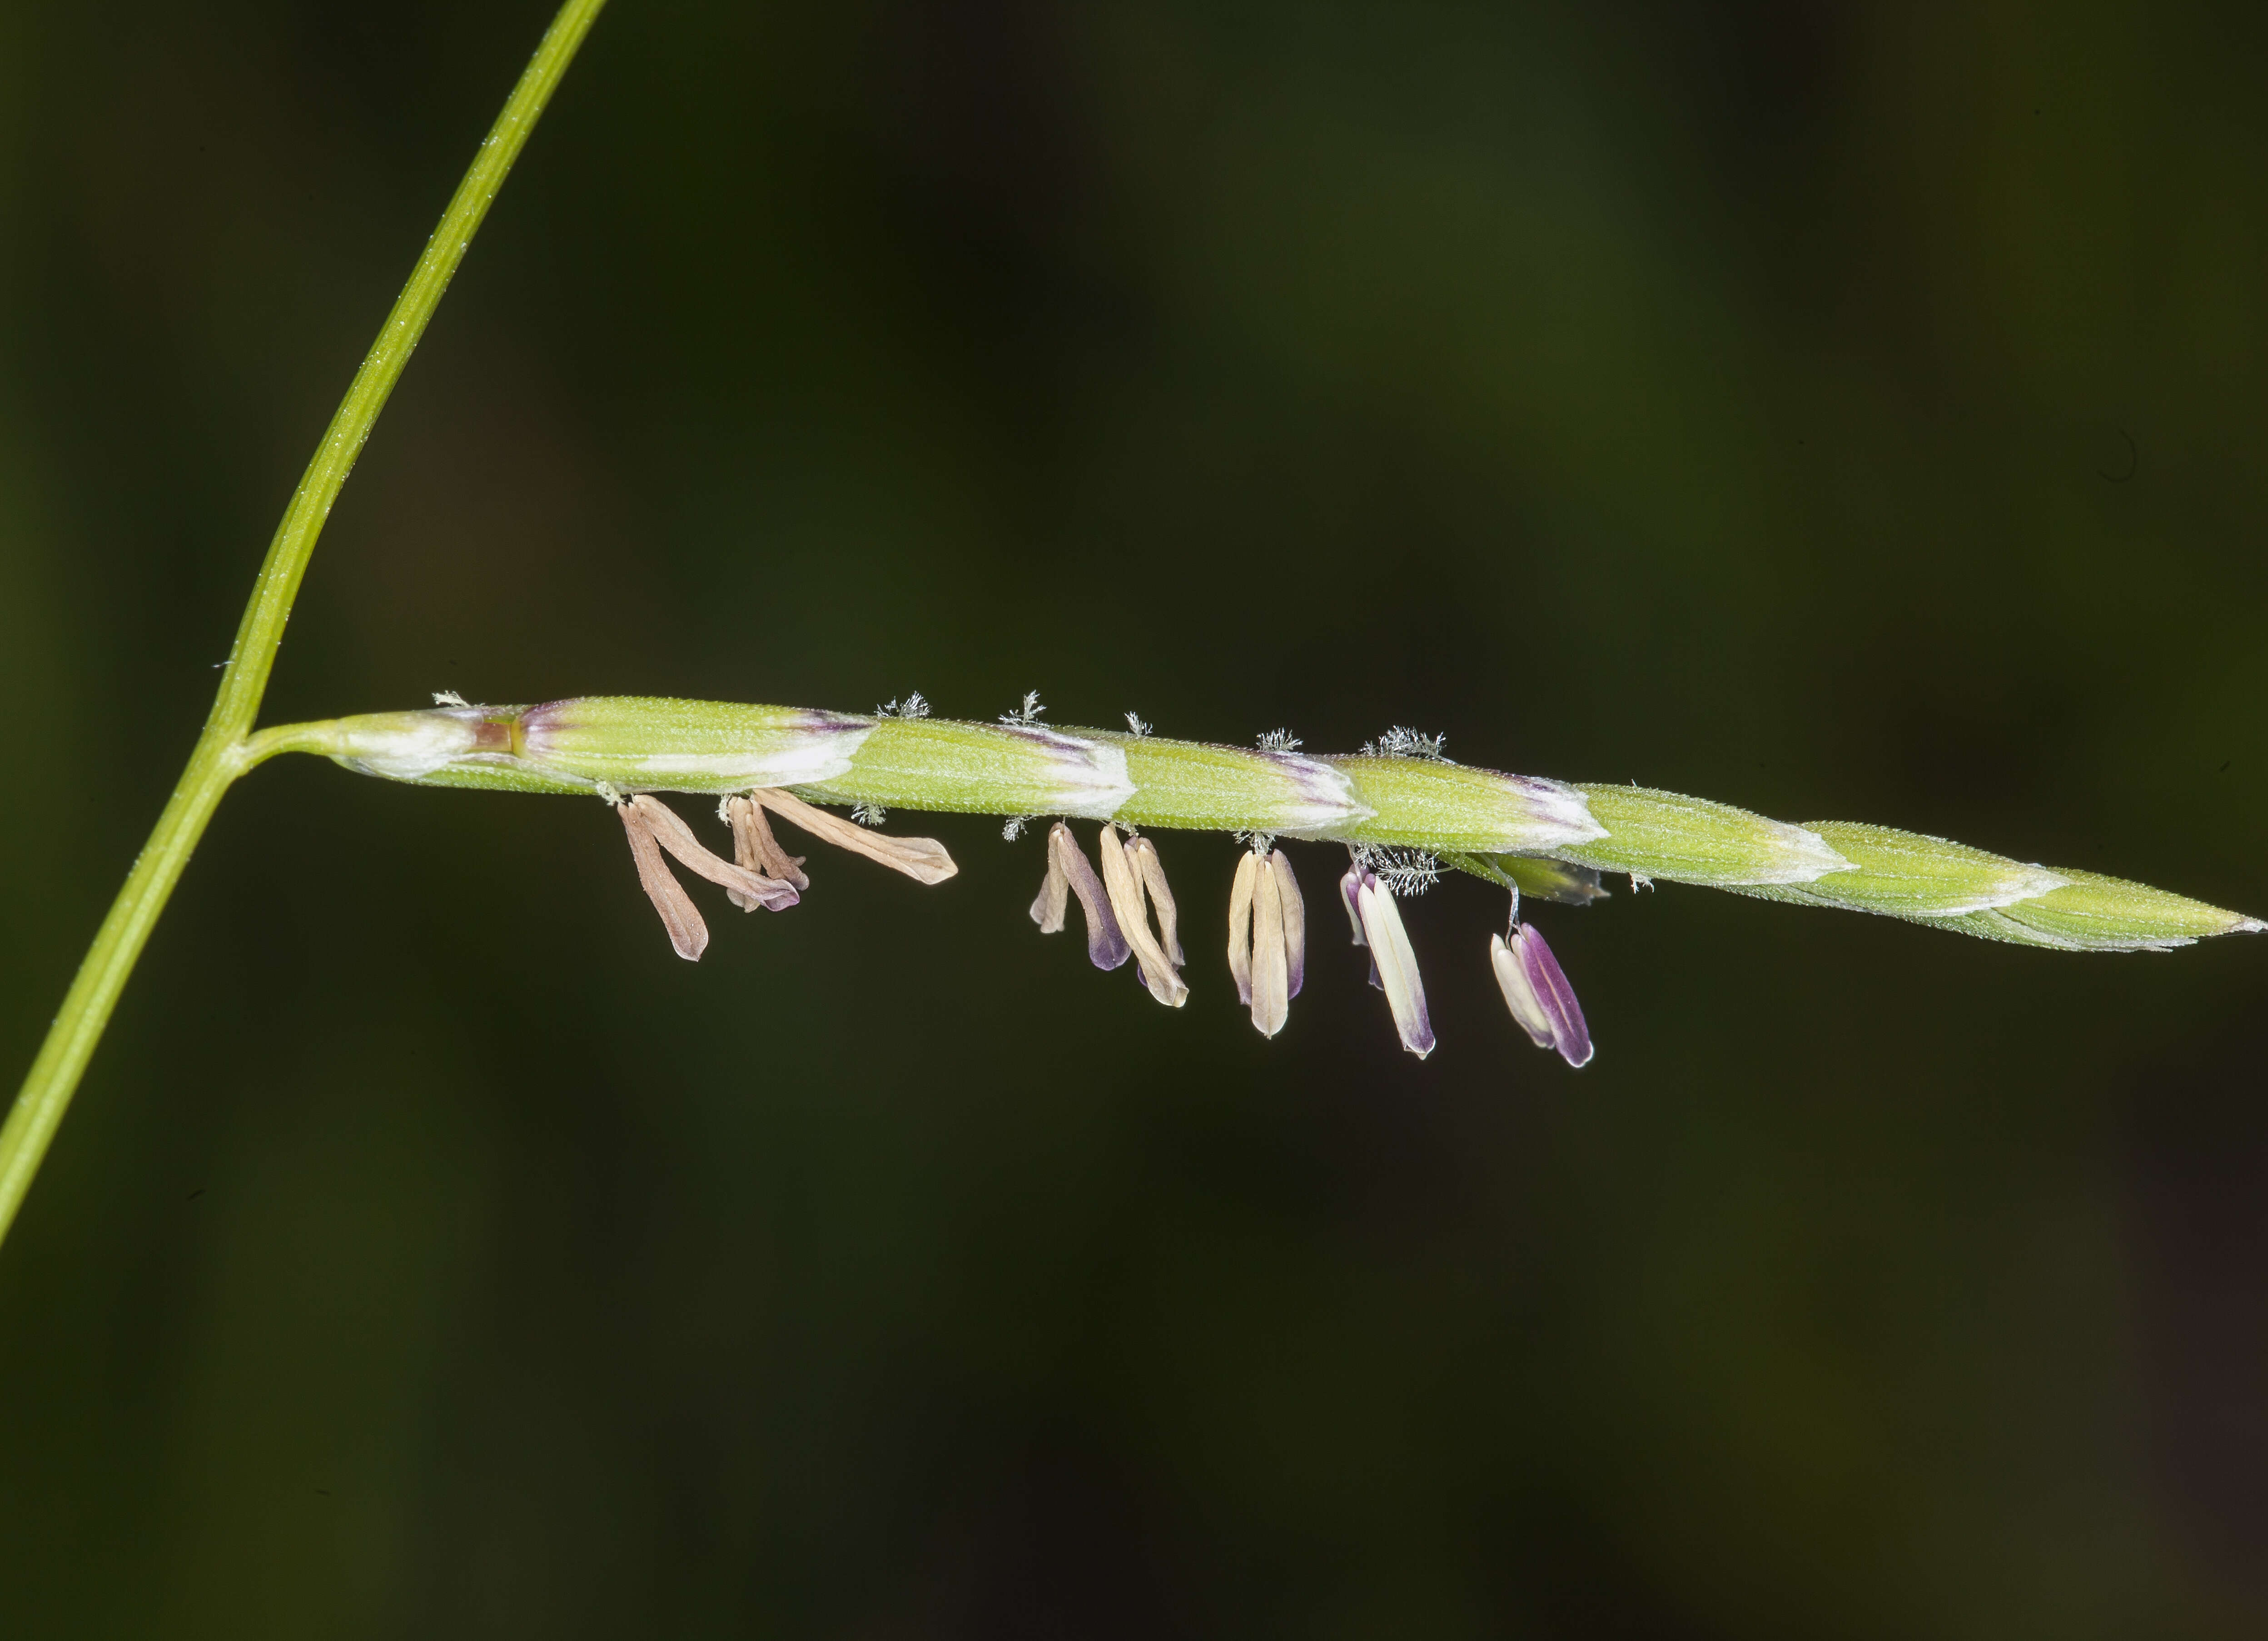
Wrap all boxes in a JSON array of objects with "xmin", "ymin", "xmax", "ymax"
[{"xmin": 3, "ymin": 1, "xmax": 2264, "ymax": 1634}]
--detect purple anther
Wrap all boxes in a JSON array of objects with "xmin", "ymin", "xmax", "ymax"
[{"xmin": 1514, "ymin": 923, "xmax": 1591, "ymax": 1068}]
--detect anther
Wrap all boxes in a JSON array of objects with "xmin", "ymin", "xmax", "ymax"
[
  {"xmin": 1338, "ymin": 861, "xmax": 1380, "ymax": 990},
  {"xmin": 1489, "ymin": 922, "xmax": 1592, "ymax": 1067},
  {"xmin": 1250, "ymin": 852, "xmax": 1288, "ymax": 1036},
  {"xmin": 1127, "ymin": 837, "xmax": 1185, "ymax": 967},
  {"xmin": 630, "ymin": 794, "xmax": 798, "ymax": 911},
  {"xmin": 1270, "ymin": 851, "xmax": 1306, "ymax": 1000},
  {"xmin": 1353, "ymin": 867, "xmax": 1434, "ymax": 1058},
  {"xmin": 1228, "ymin": 847, "xmax": 1305, "ymax": 1036},
  {"xmin": 1096, "ymin": 824, "xmax": 1187, "ymax": 1007},
  {"xmin": 749, "ymin": 789, "xmax": 956, "ymax": 885},
  {"xmin": 1030, "ymin": 835, "xmax": 1070, "ymax": 932},
  {"xmin": 725, "ymin": 794, "xmax": 809, "ymax": 908},
  {"xmin": 1227, "ymin": 851, "xmax": 1259, "ymax": 1006},
  {"xmin": 1035, "ymin": 822, "xmax": 1131, "ymax": 971},
  {"xmin": 616, "ymin": 798, "xmax": 710, "ymax": 961}
]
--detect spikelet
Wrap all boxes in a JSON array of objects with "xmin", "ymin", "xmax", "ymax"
[{"xmin": 323, "ymin": 697, "xmax": 2259, "ymax": 958}]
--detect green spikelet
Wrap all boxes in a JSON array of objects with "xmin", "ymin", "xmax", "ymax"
[{"xmin": 318, "ymin": 697, "xmax": 2261, "ymax": 954}]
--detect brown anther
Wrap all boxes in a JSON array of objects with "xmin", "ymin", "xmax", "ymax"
[
  {"xmin": 726, "ymin": 794, "xmax": 809, "ymax": 909},
  {"xmin": 629, "ymin": 795, "xmax": 798, "ymax": 911},
  {"xmin": 750, "ymin": 788, "xmax": 957, "ymax": 885},
  {"xmin": 617, "ymin": 800, "xmax": 709, "ymax": 961}
]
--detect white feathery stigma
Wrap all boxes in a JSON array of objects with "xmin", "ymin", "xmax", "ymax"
[
  {"xmin": 1361, "ymin": 726, "xmax": 1448, "ymax": 760},
  {"xmin": 1354, "ymin": 844, "xmax": 1444, "ymax": 896}
]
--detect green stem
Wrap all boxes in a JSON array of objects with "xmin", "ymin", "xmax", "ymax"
[{"xmin": 0, "ymin": 0, "xmax": 610, "ymax": 1250}]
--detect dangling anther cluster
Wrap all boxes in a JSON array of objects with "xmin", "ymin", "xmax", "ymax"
[
  {"xmin": 1102, "ymin": 827, "xmax": 1190, "ymax": 1006},
  {"xmin": 609, "ymin": 749, "xmax": 1598, "ymax": 1063},
  {"xmin": 723, "ymin": 793, "xmax": 809, "ymax": 900},
  {"xmin": 1029, "ymin": 822, "xmax": 1190, "ymax": 1005},
  {"xmin": 1030, "ymin": 820, "xmax": 1129, "ymax": 970},
  {"xmin": 1490, "ymin": 910, "xmax": 1593, "ymax": 1067},
  {"xmin": 611, "ymin": 788, "xmax": 955, "ymax": 961},
  {"xmin": 613, "ymin": 793, "xmax": 797, "ymax": 961},
  {"xmin": 1024, "ymin": 820, "xmax": 1595, "ymax": 1064},
  {"xmin": 1339, "ymin": 855, "xmax": 1434, "ymax": 1058},
  {"xmin": 1227, "ymin": 845, "xmax": 1305, "ymax": 1037}
]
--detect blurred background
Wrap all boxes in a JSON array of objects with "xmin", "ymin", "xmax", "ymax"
[{"xmin": 2, "ymin": 0, "xmax": 2265, "ymax": 1634}]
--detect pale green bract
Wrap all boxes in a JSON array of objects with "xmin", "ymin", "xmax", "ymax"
[{"xmin": 323, "ymin": 695, "xmax": 2260, "ymax": 955}]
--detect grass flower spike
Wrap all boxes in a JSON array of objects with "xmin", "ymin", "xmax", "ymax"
[
  {"xmin": 292, "ymin": 692, "xmax": 2263, "ymax": 1063},
  {"xmin": 5, "ymin": 0, "xmax": 2253, "ymax": 1285},
  {"xmin": 298, "ymin": 695, "xmax": 2268, "ymax": 1059}
]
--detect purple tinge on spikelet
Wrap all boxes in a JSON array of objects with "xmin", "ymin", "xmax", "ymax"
[{"xmin": 1515, "ymin": 923, "xmax": 1592, "ymax": 1068}]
